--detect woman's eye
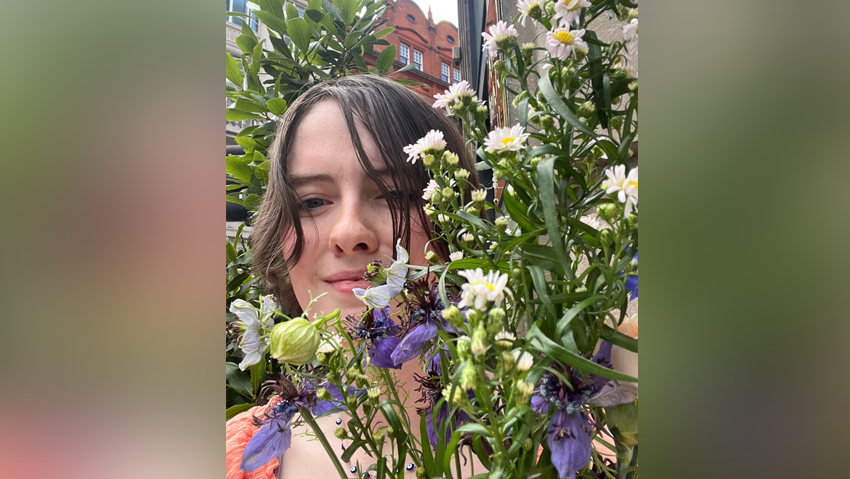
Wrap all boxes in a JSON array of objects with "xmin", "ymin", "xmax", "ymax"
[{"xmin": 299, "ymin": 198, "xmax": 326, "ymax": 211}]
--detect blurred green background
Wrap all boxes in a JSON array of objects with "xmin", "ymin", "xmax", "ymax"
[{"xmin": 0, "ymin": 1, "xmax": 848, "ymax": 478}]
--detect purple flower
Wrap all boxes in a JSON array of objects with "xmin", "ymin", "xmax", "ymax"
[
  {"xmin": 547, "ymin": 410, "xmax": 593, "ymax": 479},
  {"xmin": 347, "ymin": 307, "xmax": 402, "ymax": 369},
  {"xmin": 415, "ymin": 372, "xmax": 473, "ymax": 447},
  {"xmin": 392, "ymin": 320, "xmax": 438, "ymax": 365},
  {"xmin": 390, "ymin": 278, "xmax": 457, "ymax": 366}
]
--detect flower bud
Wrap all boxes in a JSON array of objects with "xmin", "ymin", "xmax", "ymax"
[
  {"xmin": 493, "ymin": 60, "xmax": 506, "ymax": 73},
  {"xmin": 540, "ymin": 115, "xmax": 554, "ymax": 130},
  {"xmin": 416, "ymin": 466, "xmax": 427, "ymax": 479},
  {"xmin": 628, "ymin": 8, "xmax": 639, "ymax": 21},
  {"xmin": 511, "ymin": 91, "xmax": 528, "ymax": 109},
  {"xmin": 442, "ymin": 187, "xmax": 455, "ymax": 200},
  {"xmin": 424, "ymin": 206, "xmax": 437, "ymax": 220},
  {"xmin": 522, "ymin": 438, "xmax": 533, "ymax": 452},
  {"xmin": 609, "ymin": 115, "xmax": 623, "ymax": 130},
  {"xmin": 476, "ymin": 105, "xmax": 489, "ymax": 117},
  {"xmin": 536, "ymin": 92, "xmax": 547, "ymax": 108},
  {"xmin": 471, "ymin": 323, "xmax": 487, "ymax": 358},
  {"xmin": 269, "ymin": 318, "xmax": 320, "ymax": 365},
  {"xmin": 489, "ymin": 242, "xmax": 498, "ymax": 251},
  {"xmin": 373, "ymin": 430, "xmax": 385, "ymax": 443},
  {"xmin": 495, "ymin": 217, "xmax": 509, "ymax": 234},
  {"xmin": 334, "ymin": 427, "xmax": 349, "ymax": 439},
  {"xmin": 455, "ymin": 169, "xmax": 470, "ymax": 181},
  {"xmin": 628, "ymin": 214, "xmax": 638, "ymax": 228},
  {"xmin": 316, "ymin": 352, "xmax": 328, "ymax": 365},
  {"xmin": 368, "ymin": 387, "xmax": 381, "ymax": 401},
  {"xmin": 346, "ymin": 395, "xmax": 358, "ymax": 409},
  {"xmin": 425, "ymin": 250, "xmax": 439, "ymax": 265},
  {"xmin": 362, "ymin": 403, "xmax": 372, "ymax": 416},
  {"xmin": 530, "ymin": 156, "xmax": 543, "ymax": 168},
  {"xmin": 460, "ymin": 361, "xmax": 477, "ymax": 390},
  {"xmin": 495, "ymin": 330, "xmax": 515, "ymax": 350},
  {"xmin": 599, "ymin": 229, "xmax": 610, "ymax": 243},
  {"xmin": 521, "ymin": 42, "xmax": 534, "ymax": 63},
  {"xmin": 346, "ymin": 367, "xmax": 360, "ymax": 381},
  {"xmin": 466, "ymin": 206, "xmax": 479, "ymax": 216},
  {"xmin": 574, "ymin": 45, "xmax": 588, "ymax": 61},
  {"xmin": 462, "ymin": 232, "xmax": 475, "ymax": 244},
  {"xmin": 356, "ymin": 374, "xmax": 369, "ymax": 388},
  {"xmin": 366, "ymin": 365, "xmax": 380, "ymax": 377},
  {"xmin": 545, "ymin": 1, "xmax": 556, "ymax": 16},
  {"xmin": 386, "ymin": 427, "xmax": 394, "ymax": 437},
  {"xmin": 512, "ymin": 268, "xmax": 521, "ymax": 277},
  {"xmin": 577, "ymin": 101, "xmax": 595, "ymax": 118},
  {"xmin": 317, "ymin": 388, "xmax": 331, "ymax": 401},
  {"xmin": 422, "ymin": 154, "xmax": 435, "ymax": 168},
  {"xmin": 493, "ymin": 169, "xmax": 507, "ymax": 181},
  {"xmin": 456, "ymin": 337, "xmax": 472, "ymax": 361},
  {"xmin": 597, "ymin": 203, "xmax": 619, "ymax": 223},
  {"xmin": 429, "ymin": 189, "xmax": 442, "ymax": 204},
  {"xmin": 450, "ymin": 103, "xmax": 466, "ymax": 117},
  {"xmin": 575, "ymin": 286, "xmax": 588, "ymax": 293},
  {"xmin": 444, "ymin": 151, "xmax": 460, "ymax": 167},
  {"xmin": 515, "ymin": 379, "xmax": 534, "ymax": 405},
  {"xmin": 628, "ymin": 80, "xmax": 638, "ymax": 91},
  {"xmin": 327, "ymin": 370, "xmax": 340, "ymax": 384},
  {"xmin": 442, "ymin": 305, "xmax": 465, "ymax": 329},
  {"xmin": 561, "ymin": 66, "xmax": 569, "ymax": 79},
  {"xmin": 501, "ymin": 350, "xmax": 515, "ymax": 369}
]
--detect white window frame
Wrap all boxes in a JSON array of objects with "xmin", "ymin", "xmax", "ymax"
[
  {"xmin": 441, "ymin": 63, "xmax": 450, "ymax": 82},
  {"xmin": 227, "ymin": 1, "xmax": 260, "ymax": 32},
  {"xmin": 453, "ymin": 68, "xmax": 461, "ymax": 84},
  {"xmin": 413, "ymin": 49, "xmax": 423, "ymax": 71},
  {"xmin": 399, "ymin": 43, "xmax": 410, "ymax": 65}
]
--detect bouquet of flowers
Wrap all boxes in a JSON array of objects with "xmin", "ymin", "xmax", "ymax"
[{"xmin": 227, "ymin": 1, "xmax": 638, "ymax": 478}]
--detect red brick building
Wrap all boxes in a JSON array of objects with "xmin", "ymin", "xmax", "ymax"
[{"xmin": 367, "ymin": 0, "xmax": 461, "ymax": 100}]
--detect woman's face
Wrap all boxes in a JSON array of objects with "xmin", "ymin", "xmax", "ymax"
[{"xmin": 283, "ymin": 99, "xmax": 430, "ymax": 319}]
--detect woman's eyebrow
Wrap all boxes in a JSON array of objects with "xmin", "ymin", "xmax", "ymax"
[{"xmin": 287, "ymin": 173, "xmax": 334, "ymax": 188}]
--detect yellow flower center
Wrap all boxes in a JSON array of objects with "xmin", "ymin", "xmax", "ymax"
[
  {"xmin": 500, "ymin": 137, "xmax": 515, "ymax": 147},
  {"xmin": 472, "ymin": 281, "xmax": 496, "ymax": 292},
  {"xmin": 526, "ymin": 4, "xmax": 541, "ymax": 16},
  {"xmin": 553, "ymin": 31, "xmax": 574, "ymax": 45},
  {"xmin": 563, "ymin": 0, "xmax": 581, "ymax": 11},
  {"xmin": 627, "ymin": 180, "xmax": 638, "ymax": 190}
]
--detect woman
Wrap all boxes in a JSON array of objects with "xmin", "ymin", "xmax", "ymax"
[{"xmin": 227, "ymin": 75, "xmax": 480, "ymax": 478}]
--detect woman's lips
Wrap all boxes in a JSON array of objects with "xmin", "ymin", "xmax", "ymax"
[{"xmin": 327, "ymin": 279, "xmax": 373, "ymax": 294}]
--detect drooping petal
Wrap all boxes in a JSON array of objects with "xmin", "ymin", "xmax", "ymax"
[
  {"xmin": 587, "ymin": 382, "xmax": 638, "ymax": 407},
  {"xmin": 591, "ymin": 341, "xmax": 613, "ymax": 365},
  {"xmin": 547, "ymin": 410, "xmax": 593, "ymax": 479},
  {"xmin": 230, "ymin": 299, "xmax": 259, "ymax": 327},
  {"xmin": 241, "ymin": 420, "xmax": 292, "ymax": 472},
  {"xmin": 391, "ymin": 322, "xmax": 438, "ymax": 365},
  {"xmin": 353, "ymin": 284, "xmax": 393, "ymax": 309},
  {"xmin": 370, "ymin": 335, "xmax": 402, "ymax": 369}
]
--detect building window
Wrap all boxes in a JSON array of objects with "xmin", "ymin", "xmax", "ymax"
[
  {"xmin": 441, "ymin": 63, "xmax": 450, "ymax": 83},
  {"xmin": 413, "ymin": 50, "xmax": 423, "ymax": 71},
  {"xmin": 453, "ymin": 68, "xmax": 461, "ymax": 84},
  {"xmin": 447, "ymin": 35, "xmax": 454, "ymax": 44},
  {"xmin": 227, "ymin": 0, "xmax": 260, "ymax": 32},
  {"xmin": 407, "ymin": 14, "xmax": 415, "ymax": 23},
  {"xmin": 399, "ymin": 43, "xmax": 409, "ymax": 65}
]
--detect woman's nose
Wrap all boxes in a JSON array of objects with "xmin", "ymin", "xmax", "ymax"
[{"xmin": 327, "ymin": 200, "xmax": 379, "ymax": 256}]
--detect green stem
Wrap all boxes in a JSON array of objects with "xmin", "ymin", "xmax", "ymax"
[{"xmin": 299, "ymin": 408, "xmax": 348, "ymax": 479}]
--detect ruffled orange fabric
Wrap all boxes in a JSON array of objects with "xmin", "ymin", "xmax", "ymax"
[{"xmin": 226, "ymin": 404, "xmax": 279, "ymax": 479}]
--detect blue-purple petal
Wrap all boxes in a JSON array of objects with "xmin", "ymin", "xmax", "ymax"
[
  {"xmin": 426, "ymin": 344, "xmax": 450, "ymax": 372},
  {"xmin": 547, "ymin": 411, "xmax": 593, "ymax": 479},
  {"xmin": 370, "ymin": 335, "xmax": 402, "ymax": 369},
  {"xmin": 391, "ymin": 322, "xmax": 438, "ymax": 365},
  {"xmin": 625, "ymin": 275, "xmax": 638, "ymax": 300},
  {"xmin": 531, "ymin": 395, "xmax": 550, "ymax": 415},
  {"xmin": 591, "ymin": 341, "xmax": 613, "ymax": 365},
  {"xmin": 241, "ymin": 419, "xmax": 292, "ymax": 472}
]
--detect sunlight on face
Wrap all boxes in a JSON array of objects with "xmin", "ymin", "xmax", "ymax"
[{"xmin": 283, "ymin": 100, "xmax": 430, "ymax": 319}]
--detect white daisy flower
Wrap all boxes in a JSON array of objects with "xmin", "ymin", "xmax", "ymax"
[
  {"xmin": 580, "ymin": 215, "xmax": 602, "ymax": 230},
  {"xmin": 484, "ymin": 124, "xmax": 530, "ymax": 153},
  {"xmin": 317, "ymin": 333, "xmax": 343, "ymax": 354},
  {"xmin": 517, "ymin": 0, "xmax": 543, "ymax": 26},
  {"xmin": 449, "ymin": 251, "xmax": 464, "ymax": 262},
  {"xmin": 432, "ymin": 80, "xmax": 477, "ymax": 112},
  {"xmin": 553, "ymin": 0, "xmax": 591, "ymax": 26},
  {"xmin": 457, "ymin": 268, "xmax": 511, "ymax": 311},
  {"xmin": 623, "ymin": 18, "xmax": 638, "ymax": 41},
  {"xmin": 471, "ymin": 189, "xmax": 487, "ymax": 202},
  {"xmin": 513, "ymin": 350, "xmax": 534, "ymax": 371},
  {"xmin": 229, "ymin": 296, "xmax": 277, "ymax": 370},
  {"xmin": 546, "ymin": 26, "xmax": 587, "ymax": 61},
  {"xmin": 495, "ymin": 330, "xmax": 516, "ymax": 342},
  {"xmin": 422, "ymin": 179, "xmax": 440, "ymax": 200},
  {"xmin": 437, "ymin": 214, "xmax": 451, "ymax": 223},
  {"xmin": 403, "ymin": 130, "xmax": 447, "ymax": 164},
  {"xmin": 601, "ymin": 165, "xmax": 638, "ymax": 216},
  {"xmin": 481, "ymin": 20, "xmax": 518, "ymax": 60},
  {"xmin": 462, "ymin": 232, "xmax": 475, "ymax": 242}
]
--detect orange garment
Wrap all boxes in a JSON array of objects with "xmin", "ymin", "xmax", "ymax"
[{"xmin": 226, "ymin": 404, "xmax": 279, "ymax": 479}]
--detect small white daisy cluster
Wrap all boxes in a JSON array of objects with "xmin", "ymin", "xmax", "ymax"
[
  {"xmin": 403, "ymin": 129, "xmax": 446, "ymax": 164},
  {"xmin": 457, "ymin": 268, "xmax": 511, "ymax": 311},
  {"xmin": 484, "ymin": 124, "xmax": 531, "ymax": 155},
  {"xmin": 601, "ymin": 165, "xmax": 638, "ymax": 216},
  {"xmin": 432, "ymin": 80, "xmax": 482, "ymax": 117},
  {"xmin": 482, "ymin": 20, "xmax": 519, "ymax": 60}
]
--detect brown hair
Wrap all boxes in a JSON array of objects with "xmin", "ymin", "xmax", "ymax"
[{"xmin": 251, "ymin": 75, "xmax": 478, "ymax": 315}]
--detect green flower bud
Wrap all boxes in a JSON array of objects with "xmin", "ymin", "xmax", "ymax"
[
  {"xmin": 521, "ymin": 42, "xmax": 534, "ymax": 62},
  {"xmin": 327, "ymin": 370, "xmax": 340, "ymax": 384},
  {"xmin": 575, "ymin": 45, "xmax": 588, "ymax": 62},
  {"xmin": 511, "ymin": 91, "xmax": 528, "ymax": 109},
  {"xmin": 422, "ymin": 154, "xmax": 435, "ymax": 168},
  {"xmin": 362, "ymin": 403, "xmax": 372, "ymax": 416},
  {"xmin": 442, "ymin": 187, "xmax": 455, "ymax": 200},
  {"xmin": 429, "ymin": 189, "xmax": 443, "ymax": 204},
  {"xmin": 530, "ymin": 156, "xmax": 543, "ymax": 168},
  {"xmin": 515, "ymin": 379, "xmax": 534, "ymax": 405},
  {"xmin": 512, "ymin": 268, "xmax": 522, "ymax": 277},
  {"xmin": 577, "ymin": 101, "xmax": 595, "ymax": 118},
  {"xmin": 368, "ymin": 387, "xmax": 381, "ymax": 401},
  {"xmin": 522, "ymin": 438, "xmax": 533, "ymax": 452},
  {"xmin": 537, "ymin": 92, "xmax": 547, "ymax": 108},
  {"xmin": 450, "ymin": 102, "xmax": 466, "ymax": 117},
  {"xmin": 442, "ymin": 385, "xmax": 466, "ymax": 405},
  {"xmin": 462, "ymin": 232, "xmax": 475, "ymax": 244},
  {"xmin": 424, "ymin": 206, "xmax": 437, "ymax": 220},
  {"xmin": 493, "ymin": 169, "xmax": 507, "ymax": 181},
  {"xmin": 545, "ymin": 1, "xmax": 556, "ymax": 16},
  {"xmin": 471, "ymin": 323, "xmax": 487, "ymax": 358},
  {"xmin": 476, "ymin": 105, "xmax": 489, "ymax": 117},
  {"xmin": 609, "ymin": 115, "xmax": 623, "ymax": 130},
  {"xmin": 442, "ymin": 305, "xmax": 465, "ymax": 330},
  {"xmin": 346, "ymin": 368, "xmax": 360, "ymax": 381},
  {"xmin": 334, "ymin": 427, "xmax": 348, "ymax": 439},
  {"xmin": 629, "ymin": 80, "xmax": 638, "ymax": 91},
  {"xmin": 455, "ymin": 169, "xmax": 470, "ymax": 182},
  {"xmin": 317, "ymin": 388, "xmax": 331, "ymax": 401},
  {"xmin": 460, "ymin": 361, "xmax": 477, "ymax": 390},
  {"xmin": 540, "ymin": 115, "xmax": 554, "ymax": 130},
  {"xmin": 269, "ymin": 318, "xmax": 320, "ymax": 365},
  {"xmin": 425, "ymin": 250, "xmax": 439, "ymax": 265},
  {"xmin": 575, "ymin": 286, "xmax": 588, "ymax": 293},
  {"xmin": 445, "ymin": 151, "xmax": 460, "ymax": 167},
  {"xmin": 495, "ymin": 217, "xmax": 509, "ymax": 234},
  {"xmin": 356, "ymin": 374, "xmax": 369, "ymax": 388},
  {"xmin": 316, "ymin": 352, "xmax": 328, "ymax": 365},
  {"xmin": 456, "ymin": 337, "xmax": 472, "ymax": 361},
  {"xmin": 488, "ymin": 308, "xmax": 506, "ymax": 330},
  {"xmin": 561, "ymin": 66, "xmax": 569, "ymax": 79},
  {"xmin": 416, "ymin": 466, "xmax": 427, "ymax": 479},
  {"xmin": 502, "ymin": 351, "xmax": 515, "ymax": 369},
  {"xmin": 386, "ymin": 426, "xmax": 394, "ymax": 437},
  {"xmin": 599, "ymin": 229, "xmax": 611, "ymax": 243},
  {"xmin": 489, "ymin": 242, "xmax": 499, "ymax": 251},
  {"xmin": 493, "ymin": 60, "xmax": 506, "ymax": 73},
  {"xmin": 346, "ymin": 395, "xmax": 358, "ymax": 408},
  {"xmin": 366, "ymin": 365, "xmax": 381, "ymax": 377},
  {"xmin": 628, "ymin": 8, "xmax": 639, "ymax": 21},
  {"xmin": 597, "ymin": 203, "xmax": 619, "ymax": 223},
  {"xmin": 373, "ymin": 430, "xmax": 385, "ymax": 443},
  {"xmin": 628, "ymin": 214, "xmax": 638, "ymax": 228},
  {"xmin": 466, "ymin": 206, "xmax": 479, "ymax": 216}
]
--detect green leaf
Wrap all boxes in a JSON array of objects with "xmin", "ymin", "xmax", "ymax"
[
  {"xmin": 250, "ymin": 41, "xmax": 264, "ymax": 79},
  {"xmin": 321, "ymin": 0, "xmax": 343, "ymax": 23},
  {"xmin": 253, "ymin": 10, "xmax": 287, "ymax": 36},
  {"xmin": 305, "ymin": 8, "xmax": 324, "ymax": 23},
  {"xmin": 226, "ymin": 403, "xmax": 254, "ymax": 421},
  {"xmin": 235, "ymin": 34, "xmax": 258, "ymax": 55},
  {"xmin": 393, "ymin": 78, "xmax": 423, "ymax": 88},
  {"xmin": 554, "ymin": 296, "xmax": 604, "ymax": 339},
  {"xmin": 601, "ymin": 325, "xmax": 638, "ymax": 353},
  {"xmin": 456, "ymin": 423, "xmax": 492, "ymax": 437},
  {"xmin": 250, "ymin": 357, "xmax": 265, "ymax": 394},
  {"xmin": 226, "ymin": 155, "xmax": 253, "ymax": 183},
  {"xmin": 538, "ymin": 69, "xmax": 595, "ymax": 137},
  {"xmin": 265, "ymin": 97, "xmax": 287, "ymax": 116},
  {"xmin": 528, "ymin": 324, "xmax": 638, "ymax": 382},
  {"xmin": 285, "ymin": 2, "xmax": 299, "ymax": 21},
  {"xmin": 226, "ymin": 109, "xmax": 263, "ymax": 121},
  {"xmin": 287, "ymin": 17, "xmax": 311, "ymax": 53},
  {"xmin": 536, "ymin": 157, "xmax": 573, "ymax": 279},
  {"xmin": 419, "ymin": 413, "xmax": 434, "ymax": 472},
  {"xmin": 527, "ymin": 264, "xmax": 557, "ymax": 322},
  {"xmin": 234, "ymin": 98, "xmax": 266, "ymax": 114},
  {"xmin": 374, "ymin": 26, "xmax": 394, "ymax": 38},
  {"xmin": 226, "ymin": 362, "xmax": 254, "ymax": 397},
  {"xmin": 379, "ymin": 403, "xmax": 408, "ymax": 449},
  {"xmin": 341, "ymin": 439, "xmax": 367, "ymax": 462},
  {"xmin": 502, "ymin": 189, "xmax": 541, "ymax": 233},
  {"xmin": 225, "ymin": 52, "xmax": 243, "ymax": 87},
  {"xmin": 243, "ymin": 193, "xmax": 262, "ymax": 211},
  {"xmin": 375, "ymin": 45, "xmax": 396, "ymax": 73}
]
